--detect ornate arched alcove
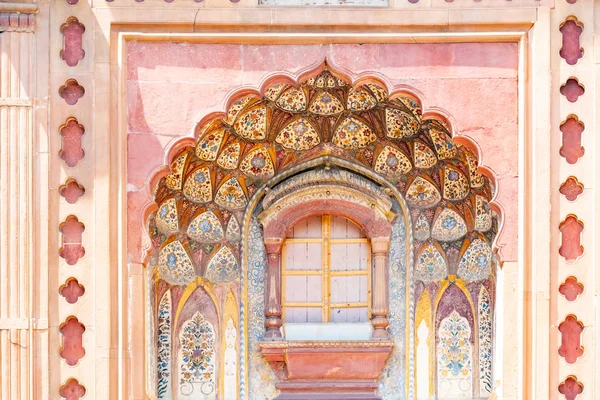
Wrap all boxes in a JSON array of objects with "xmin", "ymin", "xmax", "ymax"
[{"xmin": 145, "ymin": 63, "xmax": 501, "ymax": 400}]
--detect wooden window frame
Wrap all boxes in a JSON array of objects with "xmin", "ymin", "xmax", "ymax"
[{"xmin": 281, "ymin": 214, "xmax": 372, "ymax": 323}]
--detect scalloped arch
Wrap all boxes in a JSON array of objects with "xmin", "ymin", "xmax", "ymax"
[{"xmin": 139, "ymin": 62, "xmax": 504, "ymax": 273}]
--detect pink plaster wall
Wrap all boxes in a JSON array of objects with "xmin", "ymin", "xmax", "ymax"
[{"xmin": 126, "ymin": 42, "xmax": 518, "ymax": 263}]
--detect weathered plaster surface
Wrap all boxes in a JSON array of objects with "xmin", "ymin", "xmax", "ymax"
[{"xmin": 126, "ymin": 43, "xmax": 518, "ymax": 262}]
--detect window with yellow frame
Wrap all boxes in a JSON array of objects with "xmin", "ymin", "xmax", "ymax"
[{"xmin": 282, "ymin": 214, "xmax": 372, "ymax": 323}]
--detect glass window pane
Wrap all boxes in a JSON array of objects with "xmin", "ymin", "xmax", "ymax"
[
  {"xmin": 289, "ymin": 215, "xmax": 322, "ymax": 238},
  {"xmin": 284, "ymin": 243, "xmax": 322, "ymax": 271},
  {"xmin": 330, "ymin": 243, "xmax": 368, "ymax": 271},
  {"xmin": 331, "ymin": 276, "xmax": 362, "ymax": 303},
  {"xmin": 285, "ymin": 276, "xmax": 322, "ymax": 303},
  {"xmin": 331, "ymin": 215, "xmax": 363, "ymax": 239},
  {"xmin": 330, "ymin": 307, "xmax": 368, "ymax": 323},
  {"xmin": 285, "ymin": 307, "xmax": 322, "ymax": 323}
]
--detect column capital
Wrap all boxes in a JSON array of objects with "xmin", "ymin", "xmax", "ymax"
[
  {"xmin": 370, "ymin": 237, "xmax": 390, "ymax": 254},
  {"xmin": 264, "ymin": 237, "xmax": 284, "ymax": 255}
]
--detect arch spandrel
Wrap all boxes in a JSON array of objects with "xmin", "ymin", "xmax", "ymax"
[{"xmin": 144, "ymin": 62, "xmax": 502, "ymax": 400}]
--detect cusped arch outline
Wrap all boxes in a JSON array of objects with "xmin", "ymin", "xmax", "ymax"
[{"xmin": 138, "ymin": 62, "xmax": 504, "ymax": 269}]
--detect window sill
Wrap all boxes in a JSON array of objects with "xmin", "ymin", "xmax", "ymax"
[
  {"xmin": 282, "ymin": 322, "xmax": 373, "ymax": 340},
  {"xmin": 259, "ymin": 339, "xmax": 394, "ymax": 399}
]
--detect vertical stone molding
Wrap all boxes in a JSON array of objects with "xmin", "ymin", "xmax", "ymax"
[
  {"xmin": 371, "ymin": 237, "xmax": 390, "ymax": 339},
  {"xmin": 0, "ymin": 8, "xmax": 39, "ymax": 398},
  {"xmin": 264, "ymin": 238, "xmax": 283, "ymax": 340}
]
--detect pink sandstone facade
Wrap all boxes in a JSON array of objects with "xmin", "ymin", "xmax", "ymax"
[{"xmin": 0, "ymin": 0, "xmax": 597, "ymax": 399}]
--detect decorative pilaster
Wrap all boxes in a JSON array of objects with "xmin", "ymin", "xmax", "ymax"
[
  {"xmin": 371, "ymin": 237, "xmax": 390, "ymax": 339},
  {"xmin": 264, "ymin": 238, "xmax": 283, "ymax": 340},
  {"xmin": 0, "ymin": 3, "xmax": 42, "ymax": 398}
]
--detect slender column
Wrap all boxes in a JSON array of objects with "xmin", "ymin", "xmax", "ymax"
[
  {"xmin": 371, "ymin": 237, "xmax": 390, "ymax": 339},
  {"xmin": 264, "ymin": 238, "xmax": 283, "ymax": 340}
]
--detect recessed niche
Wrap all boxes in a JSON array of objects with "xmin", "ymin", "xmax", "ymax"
[
  {"xmin": 558, "ymin": 215, "xmax": 583, "ymax": 263},
  {"xmin": 60, "ymin": 17, "xmax": 85, "ymax": 67},
  {"xmin": 560, "ymin": 78, "xmax": 584, "ymax": 103},
  {"xmin": 559, "ymin": 17, "xmax": 584, "ymax": 65},
  {"xmin": 559, "ymin": 276, "xmax": 584, "ymax": 302},
  {"xmin": 59, "ymin": 378, "xmax": 86, "ymax": 400},
  {"xmin": 59, "ymin": 79, "xmax": 85, "ymax": 105},
  {"xmin": 559, "ymin": 115, "xmax": 584, "ymax": 165},
  {"xmin": 59, "ymin": 117, "xmax": 85, "ymax": 168},
  {"xmin": 558, "ymin": 375, "xmax": 583, "ymax": 400},
  {"xmin": 59, "ymin": 215, "xmax": 85, "ymax": 265},
  {"xmin": 558, "ymin": 314, "xmax": 584, "ymax": 364},
  {"xmin": 59, "ymin": 178, "xmax": 85, "ymax": 204},
  {"xmin": 59, "ymin": 316, "xmax": 86, "ymax": 366},
  {"xmin": 60, "ymin": 278, "xmax": 85, "ymax": 304},
  {"xmin": 559, "ymin": 176, "xmax": 584, "ymax": 201}
]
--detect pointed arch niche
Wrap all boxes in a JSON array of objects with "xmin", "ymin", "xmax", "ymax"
[{"xmin": 143, "ymin": 63, "xmax": 502, "ymax": 400}]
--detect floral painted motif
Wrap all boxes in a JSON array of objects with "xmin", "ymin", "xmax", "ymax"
[
  {"xmin": 365, "ymin": 83, "xmax": 387, "ymax": 102},
  {"xmin": 196, "ymin": 128, "xmax": 225, "ymax": 161},
  {"xmin": 179, "ymin": 312, "xmax": 216, "ymax": 398},
  {"xmin": 205, "ymin": 245, "xmax": 239, "ymax": 283},
  {"xmin": 406, "ymin": 176, "xmax": 442, "ymax": 209},
  {"xmin": 225, "ymin": 216, "xmax": 241, "ymax": 241},
  {"xmin": 234, "ymin": 105, "xmax": 267, "ymax": 140},
  {"xmin": 187, "ymin": 210, "xmax": 224, "ymax": 243},
  {"xmin": 414, "ymin": 213, "xmax": 430, "ymax": 241},
  {"xmin": 386, "ymin": 108, "xmax": 420, "ymax": 139},
  {"xmin": 415, "ymin": 241, "xmax": 447, "ymax": 282},
  {"xmin": 431, "ymin": 208, "xmax": 468, "ymax": 242},
  {"xmin": 158, "ymin": 240, "xmax": 196, "ymax": 285},
  {"xmin": 457, "ymin": 238, "xmax": 492, "ymax": 281},
  {"xmin": 347, "ymin": 87, "xmax": 377, "ymax": 111},
  {"xmin": 183, "ymin": 167, "xmax": 213, "ymax": 203},
  {"xmin": 478, "ymin": 286, "xmax": 493, "ymax": 397},
  {"xmin": 428, "ymin": 127, "xmax": 457, "ymax": 160},
  {"xmin": 156, "ymin": 198, "xmax": 179, "ymax": 235},
  {"xmin": 443, "ymin": 167, "xmax": 470, "ymax": 201},
  {"xmin": 398, "ymin": 97, "xmax": 421, "ymax": 116},
  {"xmin": 227, "ymin": 97, "xmax": 254, "ymax": 125},
  {"xmin": 437, "ymin": 310, "xmax": 473, "ymax": 399},
  {"xmin": 246, "ymin": 218, "xmax": 279, "ymax": 399},
  {"xmin": 214, "ymin": 178, "xmax": 247, "ymax": 210},
  {"xmin": 310, "ymin": 71, "xmax": 345, "ymax": 89},
  {"xmin": 308, "ymin": 90, "xmax": 344, "ymax": 115},
  {"xmin": 475, "ymin": 195, "xmax": 492, "ymax": 232},
  {"xmin": 239, "ymin": 147, "xmax": 275, "ymax": 179},
  {"xmin": 332, "ymin": 117, "xmax": 377, "ymax": 149},
  {"xmin": 463, "ymin": 150, "xmax": 485, "ymax": 188},
  {"xmin": 157, "ymin": 290, "xmax": 172, "ymax": 399},
  {"xmin": 374, "ymin": 145, "xmax": 412, "ymax": 178},
  {"xmin": 275, "ymin": 118, "xmax": 321, "ymax": 151},
  {"xmin": 413, "ymin": 141, "xmax": 438, "ymax": 169},
  {"xmin": 275, "ymin": 87, "xmax": 307, "ymax": 112},
  {"xmin": 217, "ymin": 142, "xmax": 241, "ymax": 170},
  {"xmin": 378, "ymin": 210, "xmax": 407, "ymax": 398},
  {"xmin": 264, "ymin": 84, "xmax": 287, "ymax": 101},
  {"xmin": 224, "ymin": 318, "xmax": 237, "ymax": 400},
  {"xmin": 166, "ymin": 151, "xmax": 189, "ymax": 191}
]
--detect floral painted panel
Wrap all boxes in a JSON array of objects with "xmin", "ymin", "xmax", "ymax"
[
  {"xmin": 437, "ymin": 310, "xmax": 473, "ymax": 399},
  {"xmin": 224, "ymin": 318, "xmax": 237, "ymax": 400},
  {"xmin": 179, "ymin": 312, "xmax": 217, "ymax": 399},
  {"xmin": 205, "ymin": 245, "xmax": 239, "ymax": 283},
  {"xmin": 478, "ymin": 286, "xmax": 493, "ymax": 397},
  {"xmin": 157, "ymin": 290, "xmax": 172, "ymax": 399},
  {"xmin": 246, "ymin": 218, "xmax": 279, "ymax": 399},
  {"xmin": 377, "ymin": 207, "xmax": 407, "ymax": 399}
]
